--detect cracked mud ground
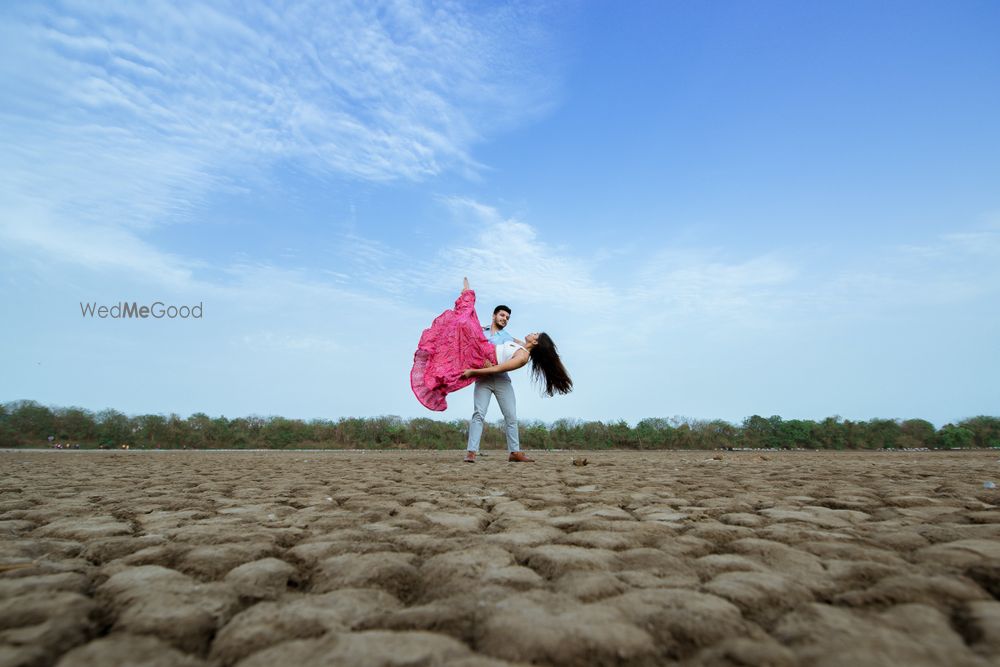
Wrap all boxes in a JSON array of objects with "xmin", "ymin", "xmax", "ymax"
[{"xmin": 2, "ymin": 450, "xmax": 999, "ymax": 667}]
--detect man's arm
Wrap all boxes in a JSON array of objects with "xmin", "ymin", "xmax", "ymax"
[{"xmin": 463, "ymin": 350, "xmax": 528, "ymax": 378}]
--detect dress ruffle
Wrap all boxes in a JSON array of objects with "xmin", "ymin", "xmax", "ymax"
[{"xmin": 411, "ymin": 290, "xmax": 497, "ymax": 411}]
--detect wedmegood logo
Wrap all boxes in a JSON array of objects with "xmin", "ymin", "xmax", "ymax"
[{"xmin": 79, "ymin": 302, "xmax": 204, "ymax": 319}]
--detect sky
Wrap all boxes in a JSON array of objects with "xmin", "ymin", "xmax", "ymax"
[{"xmin": 1, "ymin": 0, "xmax": 998, "ymax": 427}]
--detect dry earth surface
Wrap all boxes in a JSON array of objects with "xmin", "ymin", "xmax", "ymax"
[{"xmin": 1, "ymin": 449, "xmax": 999, "ymax": 667}]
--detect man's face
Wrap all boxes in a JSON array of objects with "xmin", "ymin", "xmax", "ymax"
[{"xmin": 493, "ymin": 310, "xmax": 510, "ymax": 330}]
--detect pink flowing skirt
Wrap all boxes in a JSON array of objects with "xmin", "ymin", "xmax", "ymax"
[{"xmin": 411, "ymin": 290, "xmax": 497, "ymax": 411}]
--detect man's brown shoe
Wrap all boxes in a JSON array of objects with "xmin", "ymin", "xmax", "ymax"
[
  {"xmin": 463, "ymin": 451, "xmax": 476, "ymax": 463},
  {"xmin": 508, "ymin": 451, "xmax": 535, "ymax": 462}
]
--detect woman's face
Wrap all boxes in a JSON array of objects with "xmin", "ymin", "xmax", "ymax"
[{"xmin": 525, "ymin": 333, "xmax": 540, "ymax": 345}]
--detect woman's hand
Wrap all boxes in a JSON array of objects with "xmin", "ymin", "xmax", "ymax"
[
  {"xmin": 462, "ymin": 369, "xmax": 476, "ymax": 379},
  {"xmin": 462, "ymin": 276, "xmax": 470, "ymax": 292}
]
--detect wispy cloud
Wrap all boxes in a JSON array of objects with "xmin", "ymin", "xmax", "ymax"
[
  {"xmin": 0, "ymin": 0, "xmax": 555, "ymax": 259},
  {"xmin": 1, "ymin": 202, "xmax": 200, "ymax": 289},
  {"xmin": 433, "ymin": 198, "xmax": 616, "ymax": 310},
  {"xmin": 320, "ymin": 196, "xmax": 801, "ymax": 333},
  {"xmin": 633, "ymin": 249, "xmax": 798, "ymax": 314},
  {"xmin": 826, "ymin": 224, "xmax": 1000, "ymax": 309},
  {"xmin": 426, "ymin": 198, "xmax": 808, "ymax": 329},
  {"xmin": 319, "ymin": 196, "xmax": 618, "ymax": 311},
  {"xmin": 375, "ymin": 198, "xmax": 1000, "ymax": 343}
]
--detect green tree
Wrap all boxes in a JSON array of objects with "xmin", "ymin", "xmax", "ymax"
[
  {"xmin": 958, "ymin": 416, "xmax": 1000, "ymax": 448},
  {"xmin": 406, "ymin": 417, "xmax": 463, "ymax": 449},
  {"xmin": 636, "ymin": 418, "xmax": 673, "ymax": 449},
  {"xmin": 937, "ymin": 424, "xmax": 974, "ymax": 449},
  {"xmin": 580, "ymin": 421, "xmax": 610, "ymax": 449},
  {"xmin": 520, "ymin": 419, "xmax": 550, "ymax": 450},
  {"xmin": 187, "ymin": 412, "xmax": 213, "ymax": 448},
  {"xmin": 307, "ymin": 419, "xmax": 338, "ymax": 447},
  {"xmin": 742, "ymin": 415, "xmax": 781, "ymax": 448},
  {"xmin": 690, "ymin": 419, "xmax": 738, "ymax": 449},
  {"xmin": 841, "ymin": 419, "xmax": 869, "ymax": 450},
  {"xmin": 135, "ymin": 414, "xmax": 168, "ymax": 447},
  {"xmin": 262, "ymin": 417, "xmax": 310, "ymax": 449},
  {"xmin": 866, "ymin": 419, "xmax": 902, "ymax": 449},
  {"xmin": 0, "ymin": 403, "xmax": 21, "ymax": 446},
  {"xmin": 672, "ymin": 422, "xmax": 695, "ymax": 449},
  {"xmin": 815, "ymin": 416, "xmax": 847, "ymax": 450},
  {"xmin": 608, "ymin": 420, "xmax": 636, "ymax": 448},
  {"xmin": 550, "ymin": 418, "xmax": 582, "ymax": 448},
  {"xmin": 96, "ymin": 408, "xmax": 131, "ymax": 447},
  {"xmin": 6, "ymin": 400, "xmax": 56, "ymax": 442},
  {"xmin": 778, "ymin": 419, "xmax": 816, "ymax": 449},
  {"xmin": 55, "ymin": 407, "xmax": 96, "ymax": 442},
  {"xmin": 165, "ymin": 413, "xmax": 193, "ymax": 447},
  {"xmin": 369, "ymin": 415, "xmax": 406, "ymax": 446},
  {"xmin": 899, "ymin": 419, "xmax": 936, "ymax": 449}
]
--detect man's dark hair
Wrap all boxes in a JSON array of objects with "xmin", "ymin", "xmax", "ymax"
[{"xmin": 494, "ymin": 305, "xmax": 511, "ymax": 316}]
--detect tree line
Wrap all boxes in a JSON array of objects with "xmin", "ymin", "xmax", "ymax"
[{"xmin": 2, "ymin": 400, "xmax": 998, "ymax": 451}]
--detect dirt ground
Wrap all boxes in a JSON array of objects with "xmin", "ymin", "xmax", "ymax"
[{"xmin": 1, "ymin": 449, "xmax": 999, "ymax": 667}]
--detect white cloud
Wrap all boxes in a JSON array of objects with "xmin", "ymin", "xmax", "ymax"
[
  {"xmin": 939, "ymin": 228, "xmax": 1000, "ymax": 260},
  {"xmin": 0, "ymin": 0, "xmax": 556, "ymax": 255},
  {"xmin": 632, "ymin": 249, "xmax": 798, "ymax": 315},
  {"xmin": 827, "ymin": 225, "xmax": 1000, "ymax": 309},
  {"xmin": 325, "ymin": 196, "xmax": 804, "ymax": 327},
  {"xmin": 425, "ymin": 197, "xmax": 618, "ymax": 310},
  {"xmin": 0, "ymin": 202, "xmax": 199, "ymax": 289}
]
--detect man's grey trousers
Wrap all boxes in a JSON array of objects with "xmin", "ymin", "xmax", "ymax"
[{"xmin": 467, "ymin": 376, "xmax": 519, "ymax": 452}]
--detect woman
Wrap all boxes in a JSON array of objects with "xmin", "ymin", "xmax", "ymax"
[{"xmin": 411, "ymin": 278, "xmax": 572, "ymax": 411}]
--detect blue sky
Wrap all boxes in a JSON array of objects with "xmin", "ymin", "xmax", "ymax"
[{"xmin": 1, "ymin": 0, "xmax": 998, "ymax": 427}]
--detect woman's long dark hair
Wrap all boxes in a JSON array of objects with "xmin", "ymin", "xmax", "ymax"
[{"xmin": 529, "ymin": 333, "xmax": 573, "ymax": 396}]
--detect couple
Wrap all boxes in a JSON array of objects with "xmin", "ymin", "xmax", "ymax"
[{"xmin": 410, "ymin": 278, "xmax": 572, "ymax": 462}]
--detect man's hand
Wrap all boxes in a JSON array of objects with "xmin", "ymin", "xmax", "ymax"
[
  {"xmin": 481, "ymin": 359, "xmax": 494, "ymax": 368},
  {"xmin": 462, "ymin": 369, "xmax": 475, "ymax": 379},
  {"xmin": 462, "ymin": 277, "xmax": 470, "ymax": 292}
]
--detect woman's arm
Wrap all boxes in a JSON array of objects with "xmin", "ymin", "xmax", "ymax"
[
  {"xmin": 454, "ymin": 277, "xmax": 476, "ymax": 315},
  {"xmin": 462, "ymin": 350, "xmax": 529, "ymax": 378}
]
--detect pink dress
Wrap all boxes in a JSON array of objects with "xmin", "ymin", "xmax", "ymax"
[{"xmin": 411, "ymin": 289, "xmax": 498, "ymax": 411}]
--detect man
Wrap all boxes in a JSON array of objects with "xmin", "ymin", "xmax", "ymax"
[{"xmin": 464, "ymin": 303, "xmax": 534, "ymax": 463}]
